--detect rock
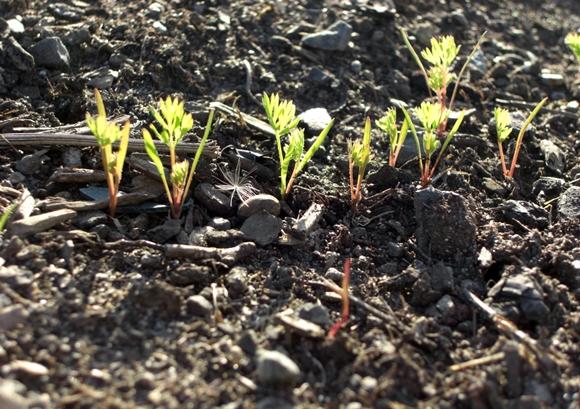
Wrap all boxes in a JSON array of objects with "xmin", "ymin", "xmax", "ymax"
[
  {"xmin": 47, "ymin": 3, "xmax": 84, "ymax": 21},
  {"xmin": 299, "ymin": 108, "xmax": 332, "ymax": 136},
  {"xmin": 8, "ymin": 172, "xmax": 25, "ymax": 184},
  {"xmin": 240, "ymin": 211, "xmax": 282, "ymax": 246},
  {"xmin": 307, "ymin": 66, "xmax": 335, "ymax": 83},
  {"xmin": 482, "ymin": 177, "xmax": 507, "ymax": 197},
  {"xmin": 500, "ymin": 200, "xmax": 551, "ymax": 230},
  {"xmin": 558, "ymin": 186, "xmax": 580, "ymax": 220},
  {"xmin": 170, "ymin": 264, "xmax": 212, "ymax": 285},
  {"xmin": 194, "ymin": 183, "xmax": 231, "ymax": 216},
  {"xmin": 62, "ymin": 147, "xmax": 82, "ymax": 168},
  {"xmin": 72, "ymin": 211, "xmax": 108, "ymax": 230},
  {"xmin": 186, "ymin": 295, "xmax": 213, "ymax": 317},
  {"xmin": 297, "ymin": 303, "xmax": 331, "ymax": 327},
  {"xmin": 256, "ymin": 397, "xmax": 295, "ymax": 409},
  {"xmin": 367, "ymin": 165, "xmax": 413, "ymax": 190},
  {"xmin": 146, "ymin": 219, "xmax": 182, "ymax": 243},
  {"xmin": 6, "ymin": 360, "xmax": 49, "ymax": 376},
  {"xmin": 539, "ymin": 139, "xmax": 566, "ymax": 174},
  {"xmin": 0, "ymin": 304, "xmax": 29, "ymax": 331},
  {"xmin": 468, "ymin": 49, "xmax": 487, "ymax": 80},
  {"xmin": 414, "ymin": 188, "xmax": 477, "ymax": 258},
  {"xmin": 237, "ymin": 194, "xmax": 280, "ymax": 219},
  {"xmin": 256, "ymin": 350, "xmax": 300, "ymax": 388},
  {"xmin": 277, "ymin": 314, "xmax": 325, "ymax": 338},
  {"xmin": 29, "ymin": 37, "xmax": 70, "ymax": 68},
  {"xmin": 225, "ymin": 267, "xmax": 247, "ymax": 298},
  {"xmin": 414, "ymin": 22, "xmax": 438, "ymax": 47},
  {"xmin": 410, "ymin": 271, "xmax": 441, "ymax": 307},
  {"xmin": 237, "ymin": 329, "xmax": 259, "ymax": 355},
  {"xmin": 532, "ymin": 177, "xmax": 565, "ymax": 201},
  {"xmin": 4, "ymin": 37, "xmax": 34, "ymax": 71},
  {"xmin": 350, "ymin": 60, "xmax": 362, "ymax": 74},
  {"xmin": 435, "ymin": 294, "xmax": 456, "ymax": 317},
  {"xmin": 15, "ymin": 149, "xmax": 49, "ymax": 175},
  {"xmin": 431, "ymin": 261, "xmax": 454, "ymax": 293},
  {"xmin": 302, "ymin": 20, "xmax": 352, "ymax": 51},
  {"xmin": 0, "ymin": 379, "xmax": 28, "ymax": 409},
  {"xmin": 7, "ymin": 19, "xmax": 25, "ymax": 35},
  {"xmin": 386, "ymin": 242, "xmax": 403, "ymax": 258},
  {"xmin": 540, "ymin": 72, "xmax": 565, "ymax": 87},
  {"xmin": 188, "ymin": 226, "xmax": 213, "ymax": 246},
  {"xmin": 450, "ymin": 10, "xmax": 469, "ymax": 27},
  {"xmin": 207, "ymin": 217, "xmax": 231, "ymax": 230}
]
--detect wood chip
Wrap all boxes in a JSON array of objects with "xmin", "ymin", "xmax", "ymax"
[
  {"xmin": 49, "ymin": 168, "xmax": 107, "ymax": 183},
  {"xmin": 7, "ymin": 208, "xmax": 77, "ymax": 237}
]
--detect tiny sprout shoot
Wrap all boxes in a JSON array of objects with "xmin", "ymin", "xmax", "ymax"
[
  {"xmin": 493, "ymin": 107, "xmax": 513, "ymax": 176},
  {"xmin": 348, "ymin": 117, "xmax": 373, "ymax": 212},
  {"xmin": 565, "ymin": 33, "xmax": 580, "ymax": 64},
  {"xmin": 143, "ymin": 96, "xmax": 215, "ymax": 218},
  {"xmin": 328, "ymin": 258, "xmax": 351, "ymax": 339},
  {"xmin": 401, "ymin": 101, "xmax": 465, "ymax": 188},
  {"xmin": 495, "ymin": 98, "xmax": 548, "ymax": 178},
  {"xmin": 262, "ymin": 93, "xmax": 333, "ymax": 200},
  {"xmin": 86, "ymin": 89, "xmax": 130, "ymax": 218},
  {"xmin": 400, "ymin": 29, "xmax": 486, "ymax": 130},
  {"xmin": 0, "ymin": 201, "xmax": 19, "ymax": 232},
  {"xmin": 376, "ymin": 107, "xmax": 408, "ymax": 167}
]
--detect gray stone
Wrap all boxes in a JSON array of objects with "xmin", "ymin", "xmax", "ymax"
[
  {"xmin": 171, "ymin": 264, "xmax": 212, "ymax": 285},
  {"xmin": 540, "ymin": 73, "xmax": 565, "ymax": 87},
  {"xmin": 4, "ymin": 37, "xmax": 34, "ymax": 71},
  {"xmin": 435, "ymin": 294, "xmax": 456, "ymax": 317},
  {"xmin": 431, "ymin": 261, "xmax": 454, "ymax": 293},
  {"xmin": 207, "ymin": 217, "xmax": 231, "ymax": 230},
  {"xmin": 558, "ymin": 186, "xmax": 580, "ymax": 220},
  {"xmin": 237, "ymin": 194, "xmax": 280, "ymax": 219},
  {"xmin": 451, "ymin": 10, "xmax": 469, "ymax": 27},
  {"xmin": 240, "ymin": 211, "xmax": 282, "ymax": 246},
  {"xmin": 386, "ymin": 242, "xmax": 403, "ymax": 258},
  {"xmin": 539, "ymin": 139, "xmax": 565, "ymax": 174},
  {"xmin": 501, "ymin": 200, "xmax": 550, "ymax": 229},
  {"xmin": 414, "ymin": 22, "xmax": 438, "ymax": 47},
  {"xmin": 225, "ymin": 267, "xmax": 247, "ymax": 298},
  {"xmin": 532, "ymin": 177, "xmax": 565, "ymax": 199},
  {"xmin": 186, "ymin": 295, "xmax": 213, "ymax": 316},
  {"xmin": 299, "ymin": 107, "xmax": 332, "ymax": 135},
  {"xmin": 194, "ymin": 183, "xmax": 231, "ymax": 216},
  {"xmin": 302, "ymin": 20, "xmax": 352, "ymax": 51},
  {"xmin": 29, "ymin": 37, "xmax": 70, "ymax": 68},
  {"xmin": 256, "ymin": 350, "xmax": 300, "ymax": 388},
  {"xmin": 72, "ymin": 211, "xmax": 108, "ymax": 230},
  {"xmin": 350, "ymin": 60, "xmax": 362, "ymax": 74},
  {"xmin": 62, "ymin": 147, "xmax": 82, "ymax": 168},
  {"xmin": 307, "ymin": 66, "xmax": 335, "ymax": 83},
  {"xmin": 297, "ymin": 303, "xmax": 331, "ymax": 327},
  {"xmin": 0, "ymin": 304, "xmax": 29, "ymax": 331},
  {"xmin": 414, "ymin": 188, "xmax": 476, "ymax": 258},
  {"xmin": 482, "ymin": 177, "xmax": 507, "ymax": 197},
  {"xmin": 8, "ymin": 172, "xmax": 25, "ymax": 184},
  {"xmin": 47, "ymin": 3, "xmax": 84, "ymax": 21},
  {"xmin": 237, "ymin": 329, "xmax": 259, "ymax": 355},
  {"xmin": 146, "ymin": 219, "xmax": 182, "ymax": 243}
]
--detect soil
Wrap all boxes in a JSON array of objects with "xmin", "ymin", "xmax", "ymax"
[{"xmin": 1, "ymin": 0, "xmax": 580, "ymax": 408}]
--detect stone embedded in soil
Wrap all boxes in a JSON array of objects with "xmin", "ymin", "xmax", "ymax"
[
  {"xmin": 414, "ymin": 187, "xmax": 476, "ymax": 259},
  {"xmin": 482, "ymin": 177, "xmax": 507, "ymax": 197},
  {"xmin": 237, "ymin": 194, "xmax": 280, "ymax": 219},
  {"xmin": 256, "ymin": 350, "xmax": 300, "ymax": 388},
  {"xmin": 237, "ymin": 329, "xmax": 259, "ymax": 356},
  {"xmin": 146, "ymin": 219, "xmax": 182, "ymax": 243},
  {"xmin": 185, "ymin": 295, "xmax": 213, "ymax": 317},
  {"xmin": 299, "ymin": 107, "xmax": 332, "ymax": 135},
  {"xmin": 240, "ymin": 211, "xmax": 282, "ymax": 246},
  {"xmin": 225, "ymin": 267, "xmax": 247, "ymax": 298},
  {"xmin": 540, "ymin": 139, "xmax": 566, "ymax": 174},
  {"xmin": 558, "ymin": 186, "xmax": 580, "ymax": 220},
  {"xmin": 277, "ymin": 313, "xmax": 325, "ymax": 338},
  {"xmin": 500, "ymin": 200, "xmax": 550, "ymax": 230},
  {"xmin": 297, "ymin": 303, "xmax": 331, "ymax": 327},
  {"xmin": 170, "ymin": 264, "xmax": 212, "ymax": 285},
  {"xmin": 302, "ymin": 20, "xmax": 352, "ymax": 51},
  {"xmin": 15, "ymin": 149, "xmax": 49, "ymax": 175},
  {"xmin": 0, "ymin": 304, "xmax": 29, "ymax": 331},
  {"xmin": 431, "ymin": 261, "xmax": 454, "ymax": 293},
  {"xmin": 29, "ymin": 37, "xmax": 70, "ymax": 68},
  {"xmin": 72, "ymin": 210, "xmax": 108, "ymax": 230},
  {"xmin": 194, "ymin": 183, "xmax": 231, "ymax": 216},
  {"xmin": 5, "ymin": 37, "xmax": 34, "ymax": 72},
  {"xmin": 532, "ymin": 176, "xmax": 566, "ymax": 199},
  {"xmin": 367, "ymin": 164, "xmax": 413, "ymax": 191}
]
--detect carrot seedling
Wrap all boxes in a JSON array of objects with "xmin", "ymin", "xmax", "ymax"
[
  {"xmin": 143, "ymin": 96, "xmax": 215, "ymax": 218},
  {"xmin": 348, "ymin": 117, "xmax": 373, "ymax": 212},
  {"xmin": 565, "ymin": 33, "xmax": 580, "ymax": 64},
  {"xmin": 401, "ymin": 101, "xmax": 465, "ymax": 188},
  {"xmin": 328, "ymin": 258, "xmax": 351, "ymax": 339},
  {"xmin": 86, "ymin": 89, "xmax": 130, "ymax": 218},
  {"xmin": 400, "ymin": 29, "xmax": 485, "ymax": 130},
  {"xmin": 376, "ymin": 107, "xmax": 408, "ymax": 167},
  {"xmin": 262, "ymin": 93, "xmax": 334, "ymax": 200},
  {"xmin": 494, "ymin": 98, "xmax": 548, "ymax": 178}
]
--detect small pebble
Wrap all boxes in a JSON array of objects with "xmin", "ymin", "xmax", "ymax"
[
  {"xmin": 186, "ymin": 295, "xmax": 213, "ymax": 317},
  {"xmin": 256, "ymin": 350, "xmax": 300, "ymax": 388}
]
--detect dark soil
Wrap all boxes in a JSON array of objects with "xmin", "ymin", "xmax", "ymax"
[{"xmin": 1, "ymin": 0, "xmax": 580, "ymax": 408}]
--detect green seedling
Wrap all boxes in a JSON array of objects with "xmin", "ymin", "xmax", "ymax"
[
  {"xmin": 348, "ymin": 117, "xmax": 373, "ymax": 212},
  {"xmin": 400, "ymin": 29, "xmax": 485, "ymax": 130},
  {"xmin": 328, "ymin": 258, "xmax": 351, "ymax": 339},
  {"xmin": 494, "ymin": 98, "xmax": 548, "ymax": 178},
  {"xmin": 143, "ymin": 96, "xmax": 215, "ymax": 218},
  {"xmin": 376, "ymin": 107, "xmax": 408, "ymax": 167},
  {"xmin": 262, "ymin": 93, "xmax": 334, "ymax": 200},
  {"xmin": 565, "ymin": 32, "xmax": 580, "ymax": 64},
  {"xmin": 0, "ymin": 201, "xmax": 19, "ymax": 231},
  {"xmin": 401, "ymin": 101, "xmax": 465, "ymax": 188},
  {"xmin": 86, "ymin": 89, "xmax": 130, "ymax": 218}
]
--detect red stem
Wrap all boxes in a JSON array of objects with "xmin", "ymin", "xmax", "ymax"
[{"xmin": 328, "ymin": 258, "xmax": 351, "ymax": 338}]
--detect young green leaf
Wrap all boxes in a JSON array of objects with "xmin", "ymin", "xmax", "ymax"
[
  {"xmin": 143, "ymin": 128, "xmax": 173, "ymax": 206},
  {"xmin": 566, "ymin": 33, "xmax": 580, "ymax": 63},
  {"xmin": 494, "ymin": 107, "xmax": 513, "ymax": 142},
  {"xmin": 421, "ymin": 36, "xmax": 461, "ymax": 68},
  {"xmin": 415, "ymin": 101, "xmax": 449, "ymax": 133}
]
